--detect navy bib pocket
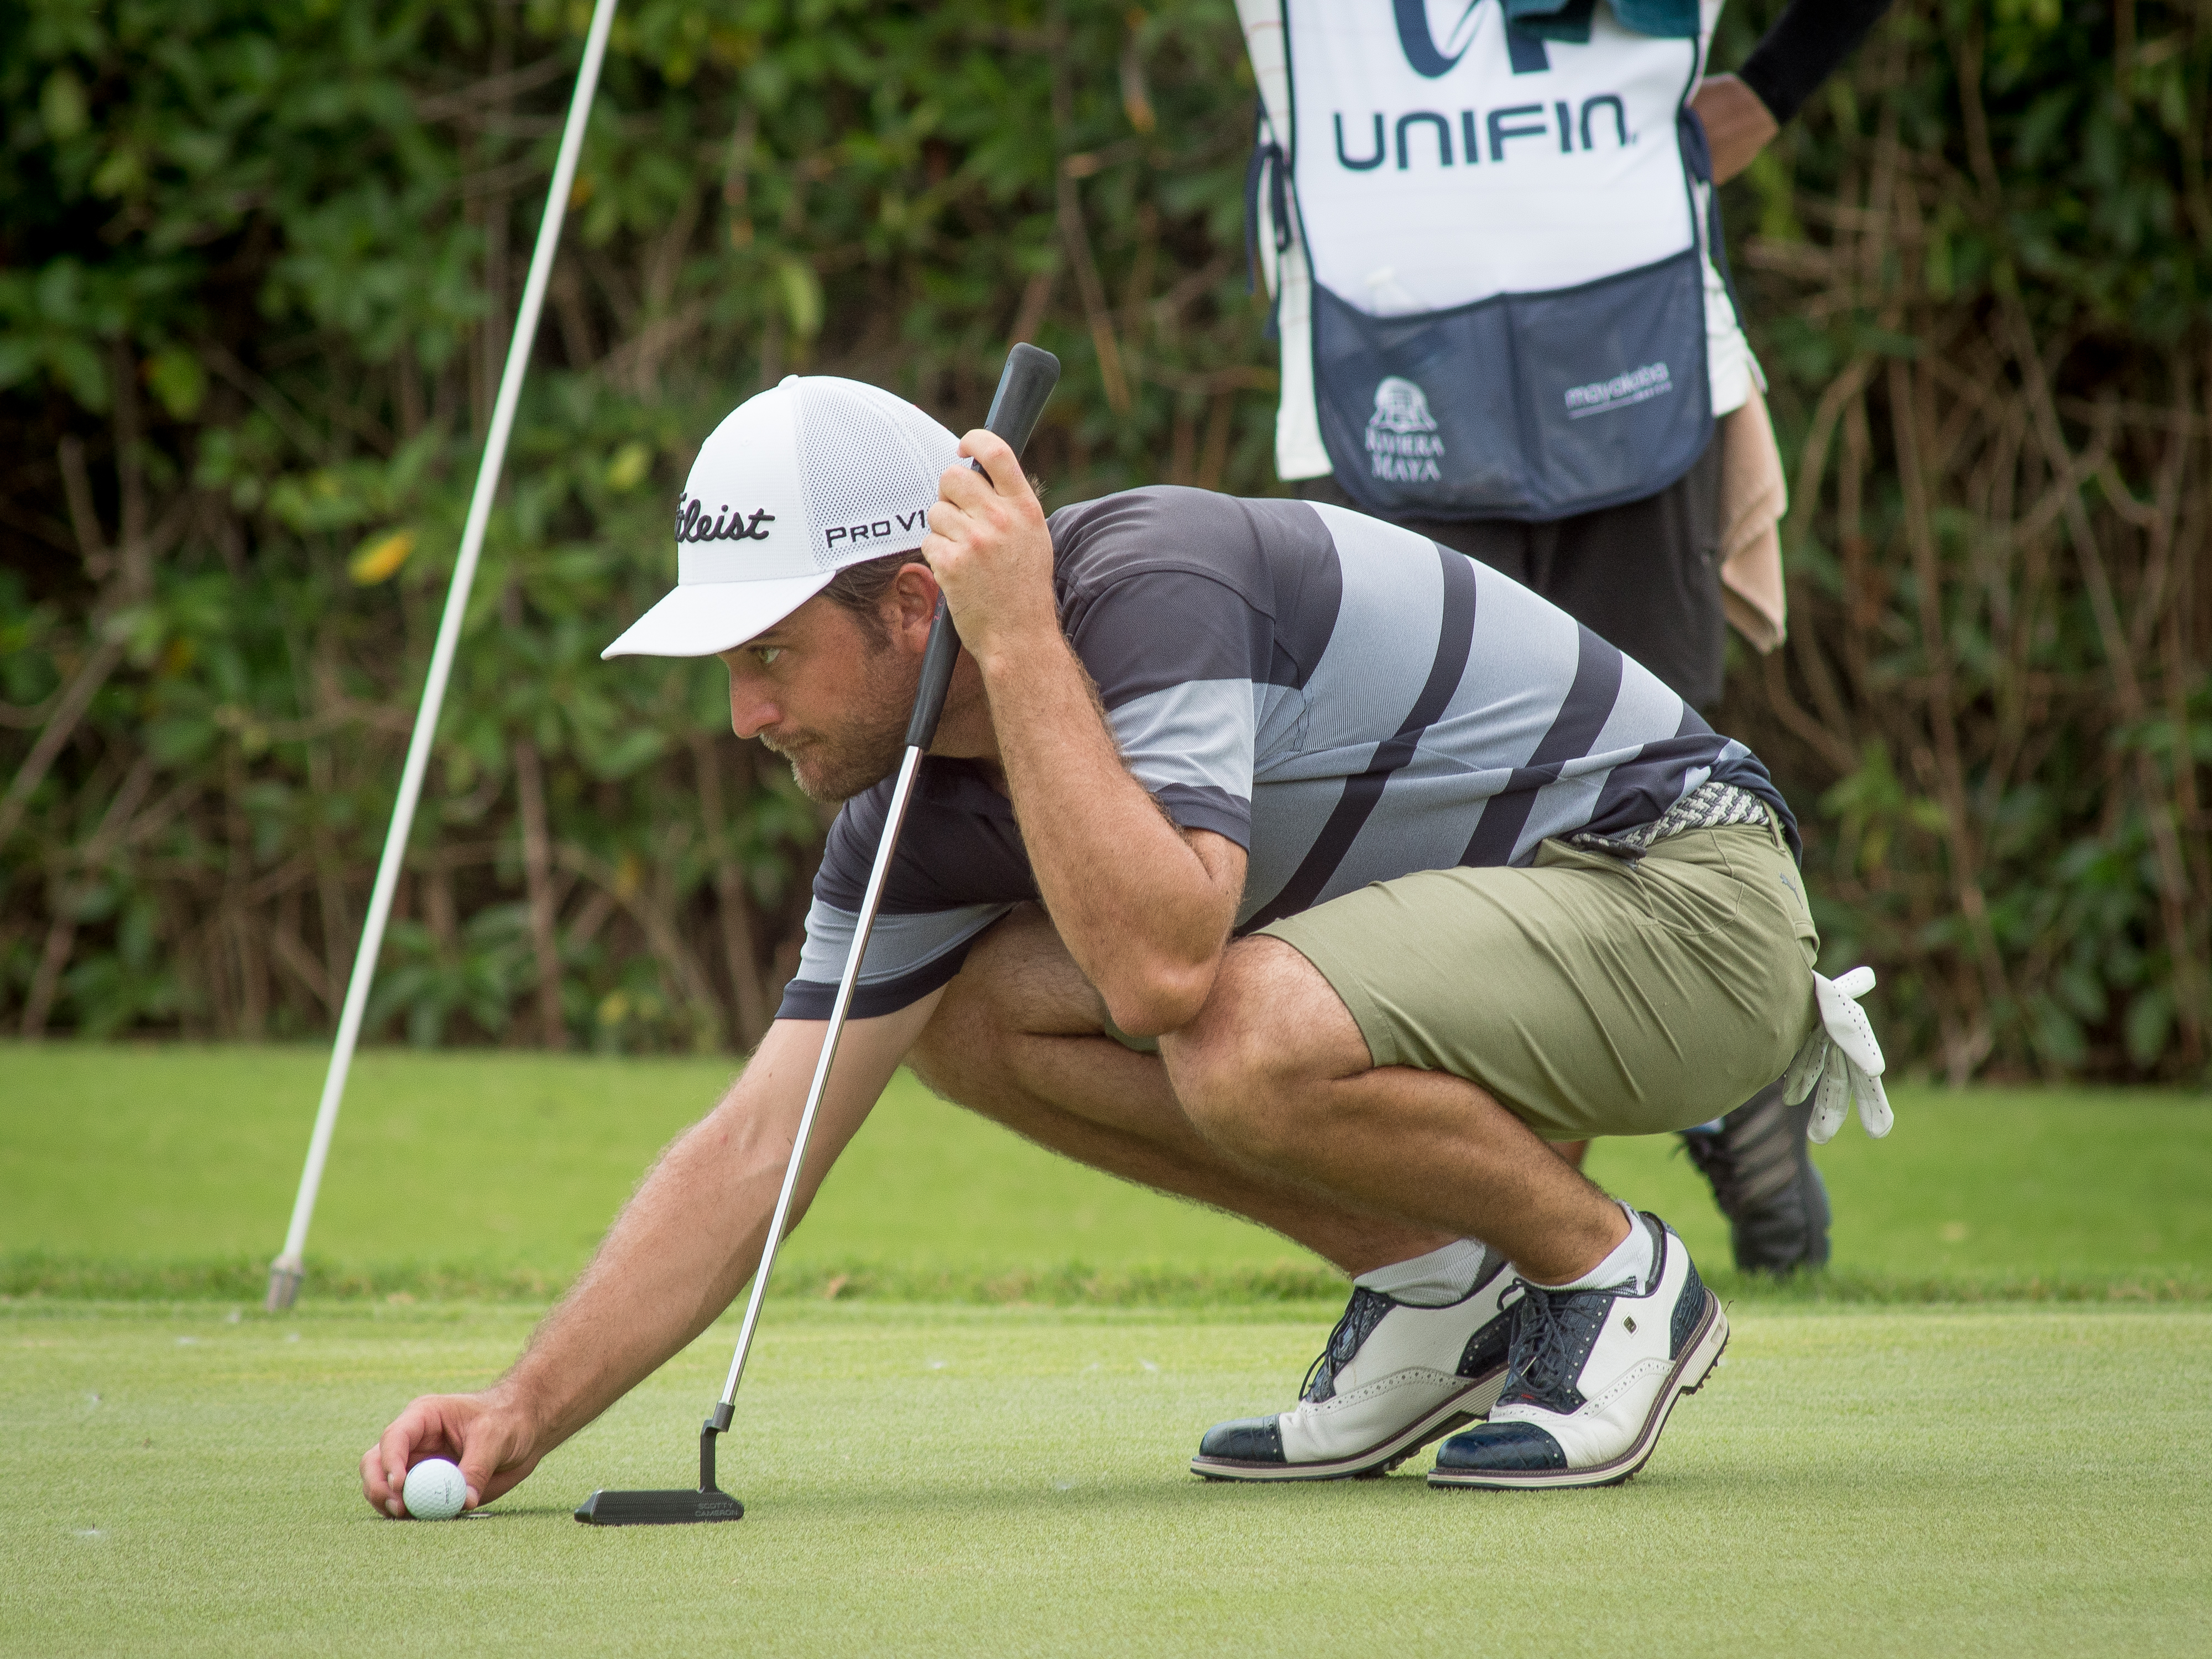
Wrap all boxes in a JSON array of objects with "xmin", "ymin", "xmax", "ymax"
[{"xmin": 1310, "ymin": 245, "xmax": 1712, "ymax": 523}]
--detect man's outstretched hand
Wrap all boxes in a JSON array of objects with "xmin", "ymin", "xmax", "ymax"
[{"xmin": 361, "ymin": 1390, "xmax": 543, "ymax": 1518}]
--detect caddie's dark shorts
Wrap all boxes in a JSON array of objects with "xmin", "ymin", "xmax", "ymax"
[{"xmin": 1297, "ymin": 437, "xmax": 1725, "ymax": 709}]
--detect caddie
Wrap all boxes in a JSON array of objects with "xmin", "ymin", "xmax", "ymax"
[{"xmin": 362, "ymin": 375, "xmax": 1888, "ymax": 1515}]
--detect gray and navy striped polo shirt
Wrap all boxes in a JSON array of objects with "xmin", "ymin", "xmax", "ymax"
[{"xmin": 776, "ymin": 487, "xmax": 1795, "ymax": 1021}]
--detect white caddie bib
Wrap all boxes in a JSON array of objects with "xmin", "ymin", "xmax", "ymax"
[{"xmin": 1242, "ymin": 0, "xmax": 1751, "ymax": 521}]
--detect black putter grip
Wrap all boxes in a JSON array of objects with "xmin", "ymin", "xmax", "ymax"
[{"xmin": 903, "ymin": 343, "xmax": 1061, "ymax": 751}]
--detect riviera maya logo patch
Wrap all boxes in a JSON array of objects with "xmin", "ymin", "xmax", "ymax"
[{"xmin": 1365, "ymin": 376, "xmax": 1444, "ymax": 483}]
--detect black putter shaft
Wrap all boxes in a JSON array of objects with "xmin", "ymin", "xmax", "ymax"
[{"xmin": 576, "ymin": 345, "xmax": 1060, "ymax": 1527}]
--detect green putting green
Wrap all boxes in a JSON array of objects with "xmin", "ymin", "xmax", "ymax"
[
  {"xmin": 3, "ymin": 1042, "xmax": 2208, "ymax": 1300},
  {"xmin": 6, "ymin": 1300, "xmax": 2208, "ymax": 1656},
  {"xmin": 9, "ymin": 1045, "xmax": 2209, "ymax": 1649}
]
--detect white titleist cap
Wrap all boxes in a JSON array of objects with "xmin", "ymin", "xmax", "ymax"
[{"xmin": 601, "ymin": 375, "xmax": 960, "ymax": 659}]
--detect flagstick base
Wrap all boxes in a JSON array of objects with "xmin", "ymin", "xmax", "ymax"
[{"xmin": 265, "ymin": 1255, "xmax": 305, "ymax": 1312}]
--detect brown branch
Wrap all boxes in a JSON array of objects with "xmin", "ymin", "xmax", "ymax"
[
  {"xmin": 1760, "ymin": 650, "xmax": 1858, "ymax": 775},
  {"xmin": 1967, "ymin": 91, "xmax": 2209, "ymax": 1073},
  {"xmin": 0, "ymin": 695, "xmax": 58, "ymax": 731},
  {"xmin": 411, "ymin": 50, "xmax": 575, "ymax": 122},
  {"xmin": 1124, "ymin": 358, "xmax": 1278, "ymax": 398},
  {"xmin": 19, "ymin": 909, "xmax": 76, "ymax": 1040},
  {"xmin": 2120, "ymin": 380, "xmax": 2191, "ymax": 665},
  {"xmin": 1778, "ymin": 358, "xmax": 1885, "ymax": 774},
  {"xmin": 1888, "ymin": 354, "xmax": 2013, "ymax": 1028},
  {"xmin": 56, "ymin": 437, "xmax": 113, "ymax": 582},
  {"xmin": 110, "ymin": 341, "xmax": 148, "ymax": 588},
  {"xmin": 268, "ymin": 921, "xmax": 336, "ymax": 1017},
  {"xmin": 14, "ymin": 753, "xmax": 157, "ymax": 1036},
  {"xmin": 513, "ymin": 737, "xmax": 568, "ymax": 1049},
  {"xmin": 1009, "ymin": 260, "xmax": 1060, "ymax": 352},
  {"xmin": 200, "ymin": 345, "xmax": 327, "ymax": 460},
  {"xmin": 601, "ymin": 299, "xmax": 711, "ymax": 400},
  {"xmin": 455, "ymin": 152, "xmax": 550, "ymax": 204},
  {"xmin": 1051, "ymin": 44, "xmax": 1131, "ymax": 415},
  {"xmin": 555, "ymin": 841, "xmax": 724, "ymax": 1044},
  {"xmin": 0, "ymin": 636, "xmax": 126, "ymax": 854},
  {"xmin": 1147, "ymin": 250, "xmax": 1236, "ymax": 331},
  {"xmin": 241, "ymin": 853, "xmax": 319, "ymax": 909},
  {"xmin": 693, "ymin": 733, "xmax": 771, "ymax": 1047},
  {"xmin": 0, "ymin": 493, "xmax": 80, "ymax": 558}
]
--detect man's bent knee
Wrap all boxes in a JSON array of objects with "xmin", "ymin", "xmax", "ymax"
[
  {"xmin": 1165, "ymin": 937, "xmax": 1369, "ymax": 1161},
  {"xmin": 907, "ymin": 905, "xmax": 1110, "ymax": 1104},
  {"xmin": 905, "ymin": 987, "xmax": 1006, "ymax": 1107}
]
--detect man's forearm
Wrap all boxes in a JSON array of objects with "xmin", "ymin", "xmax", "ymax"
[
  {"xmin": 491, "ymin": 1009, "xmax": 926, "ymax": 1452},
  {"xmin": 976, "ymin": 632, "xmax": 1234, "ymax": 1034},
  {"xmin": 924, "ymin": 427, "xmax": 1241, "ymax": 1032},
  {"xmin": 495, "ymin": 1101, "xmax": 797, "ymax": 1446}
]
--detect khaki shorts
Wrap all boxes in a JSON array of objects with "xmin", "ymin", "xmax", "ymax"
[{"xmin": 1258, "ymin": 819, "xmax": 1820, "ymax": 1142}]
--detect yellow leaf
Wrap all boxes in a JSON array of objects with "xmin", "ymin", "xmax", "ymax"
[
  {"xmin": 349, "ymin": 529, "xmax": 416, "ymax": 585},
  {"xmin": 144, "ymin": 347, "xmax": 206, "ymax": 419},
  {"xmin": 605, "ymin": 441, "xmax": 651, "ymax": 493},
  {"xmin": 41, "ymin": 69, "xmax": 87, "ymax": 140},
  {"xmin": 776, "ymin": 256, "xmax": 823, "ymax": 341}
]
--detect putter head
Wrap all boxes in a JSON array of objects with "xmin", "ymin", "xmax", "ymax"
[
  {"xmin": 573, "ymin": 1487, "xmax": 743, "ymax": 1526},
  {"xmin": 576, "ymin": 1411, "xmax": 743, "ymax": 1525}
]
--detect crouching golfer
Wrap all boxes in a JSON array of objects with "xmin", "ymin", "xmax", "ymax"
[{"xmin": 364, "ymin": 374, "xmax": 1835, "ymax": 1514}]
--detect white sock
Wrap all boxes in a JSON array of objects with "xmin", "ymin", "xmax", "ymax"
[
  {"xmin": 1522, "ymin": 1204, "xmax": 1652, "ymax": 1295},
  {"xmin": 1354, "ymin": 1239, "xmax": 1492, "ymax": 1307}
]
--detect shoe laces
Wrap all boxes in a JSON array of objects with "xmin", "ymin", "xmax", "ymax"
[
  {"xmin": 1300, "ymin": 1285, "xmax": 1391, "ymax": 1404},
  {"xmin": 1500, "ymin": 1282, "xmax": 1609, "ymax": 1413}
]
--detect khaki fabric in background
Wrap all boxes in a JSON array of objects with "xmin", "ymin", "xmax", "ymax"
[
  {"xmin": 1718, "ymin": 377, "xmax": 1790, "ymax": 653},
  {"xmin": 1260, "ymin": 820, "xmax": 1820, "ymax": 1143}
]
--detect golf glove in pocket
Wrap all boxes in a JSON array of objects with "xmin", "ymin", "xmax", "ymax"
[{"xmin": 1783, "ymin": 966, "xmax": 1891, "ymax": 1145}]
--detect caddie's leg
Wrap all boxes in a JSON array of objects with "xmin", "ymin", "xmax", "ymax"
[{"xmin": 907, "ymin": 904, "xmax": 1451, "ymax": 1279}]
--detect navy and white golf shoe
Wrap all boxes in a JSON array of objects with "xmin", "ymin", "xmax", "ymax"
[
  {"xmin": 1429, "ymin": 1213, "xmax": 1726, "ymax": 1490},
  {"xmin": 1192, "ymin": 1256, "xmax": 1514, "ymax": 1481}
]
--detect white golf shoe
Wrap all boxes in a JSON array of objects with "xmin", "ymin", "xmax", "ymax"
[
  {"xmin": 1429, "ymin": 1213, "xmax": 1726, "ymax": 1489},
  {"xmin": 1192, "ymin": 1256, "xmax": 1515, "ymax": 1481}
]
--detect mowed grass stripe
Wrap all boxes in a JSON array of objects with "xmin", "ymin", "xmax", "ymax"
[
  {"xmin": 9, "ymin": 1257, "xmax": 2211, "ymax": 1307},
  {"xmin": 6, "ymin": 1042, "xmax": 2209, "ymax": 1300},
  {"xmin": 5, "ymin": 1302, "xmax": 2208, "ymax": 1657}
]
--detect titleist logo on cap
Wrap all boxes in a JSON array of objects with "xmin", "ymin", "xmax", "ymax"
[{"xmin": 674, "ymin": 494, "xmax": 775, "ymax": 543}]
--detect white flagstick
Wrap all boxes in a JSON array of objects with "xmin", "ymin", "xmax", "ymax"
[{"xmin": 265, "ymin": 0, "xmax": 622, "ymax": 1312}]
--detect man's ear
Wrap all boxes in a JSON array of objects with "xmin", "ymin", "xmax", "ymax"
[{"xmin": 885, "ymin": 561, "xmax": 941, "ymax": 649}]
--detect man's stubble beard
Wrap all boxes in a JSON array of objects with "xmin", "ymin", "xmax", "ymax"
[{"xmin": 764, "ymin": 639, "xmax": 917, "ymax": 804}]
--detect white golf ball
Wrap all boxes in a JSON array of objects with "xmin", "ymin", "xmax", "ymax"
[{"xmin": 402, "ymin": 1458, "xmax": 467, "ymax": 1521}]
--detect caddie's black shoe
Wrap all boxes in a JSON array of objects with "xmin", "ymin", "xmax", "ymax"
[
  {"xmin": 1430, "ymin": 1214, "xmax": 1726, "ymax": 1490},
  {"xmin": 1680, "ymin": 1078, "xmax": 1831, "ymax": 1275},
  {"xmin": 1192, "ymin": 1256, "xmax": 1514, "ymax": 1481}
]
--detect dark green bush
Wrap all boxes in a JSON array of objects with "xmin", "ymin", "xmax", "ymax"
[{"xmin": 3, "ymin": 1, "xmax": 2205, "ymax": 1081}]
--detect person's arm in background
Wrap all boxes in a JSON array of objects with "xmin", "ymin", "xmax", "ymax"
[{"xmin": 1692, "ymin": 0, "xmax": 1895, "ymax": 184}]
